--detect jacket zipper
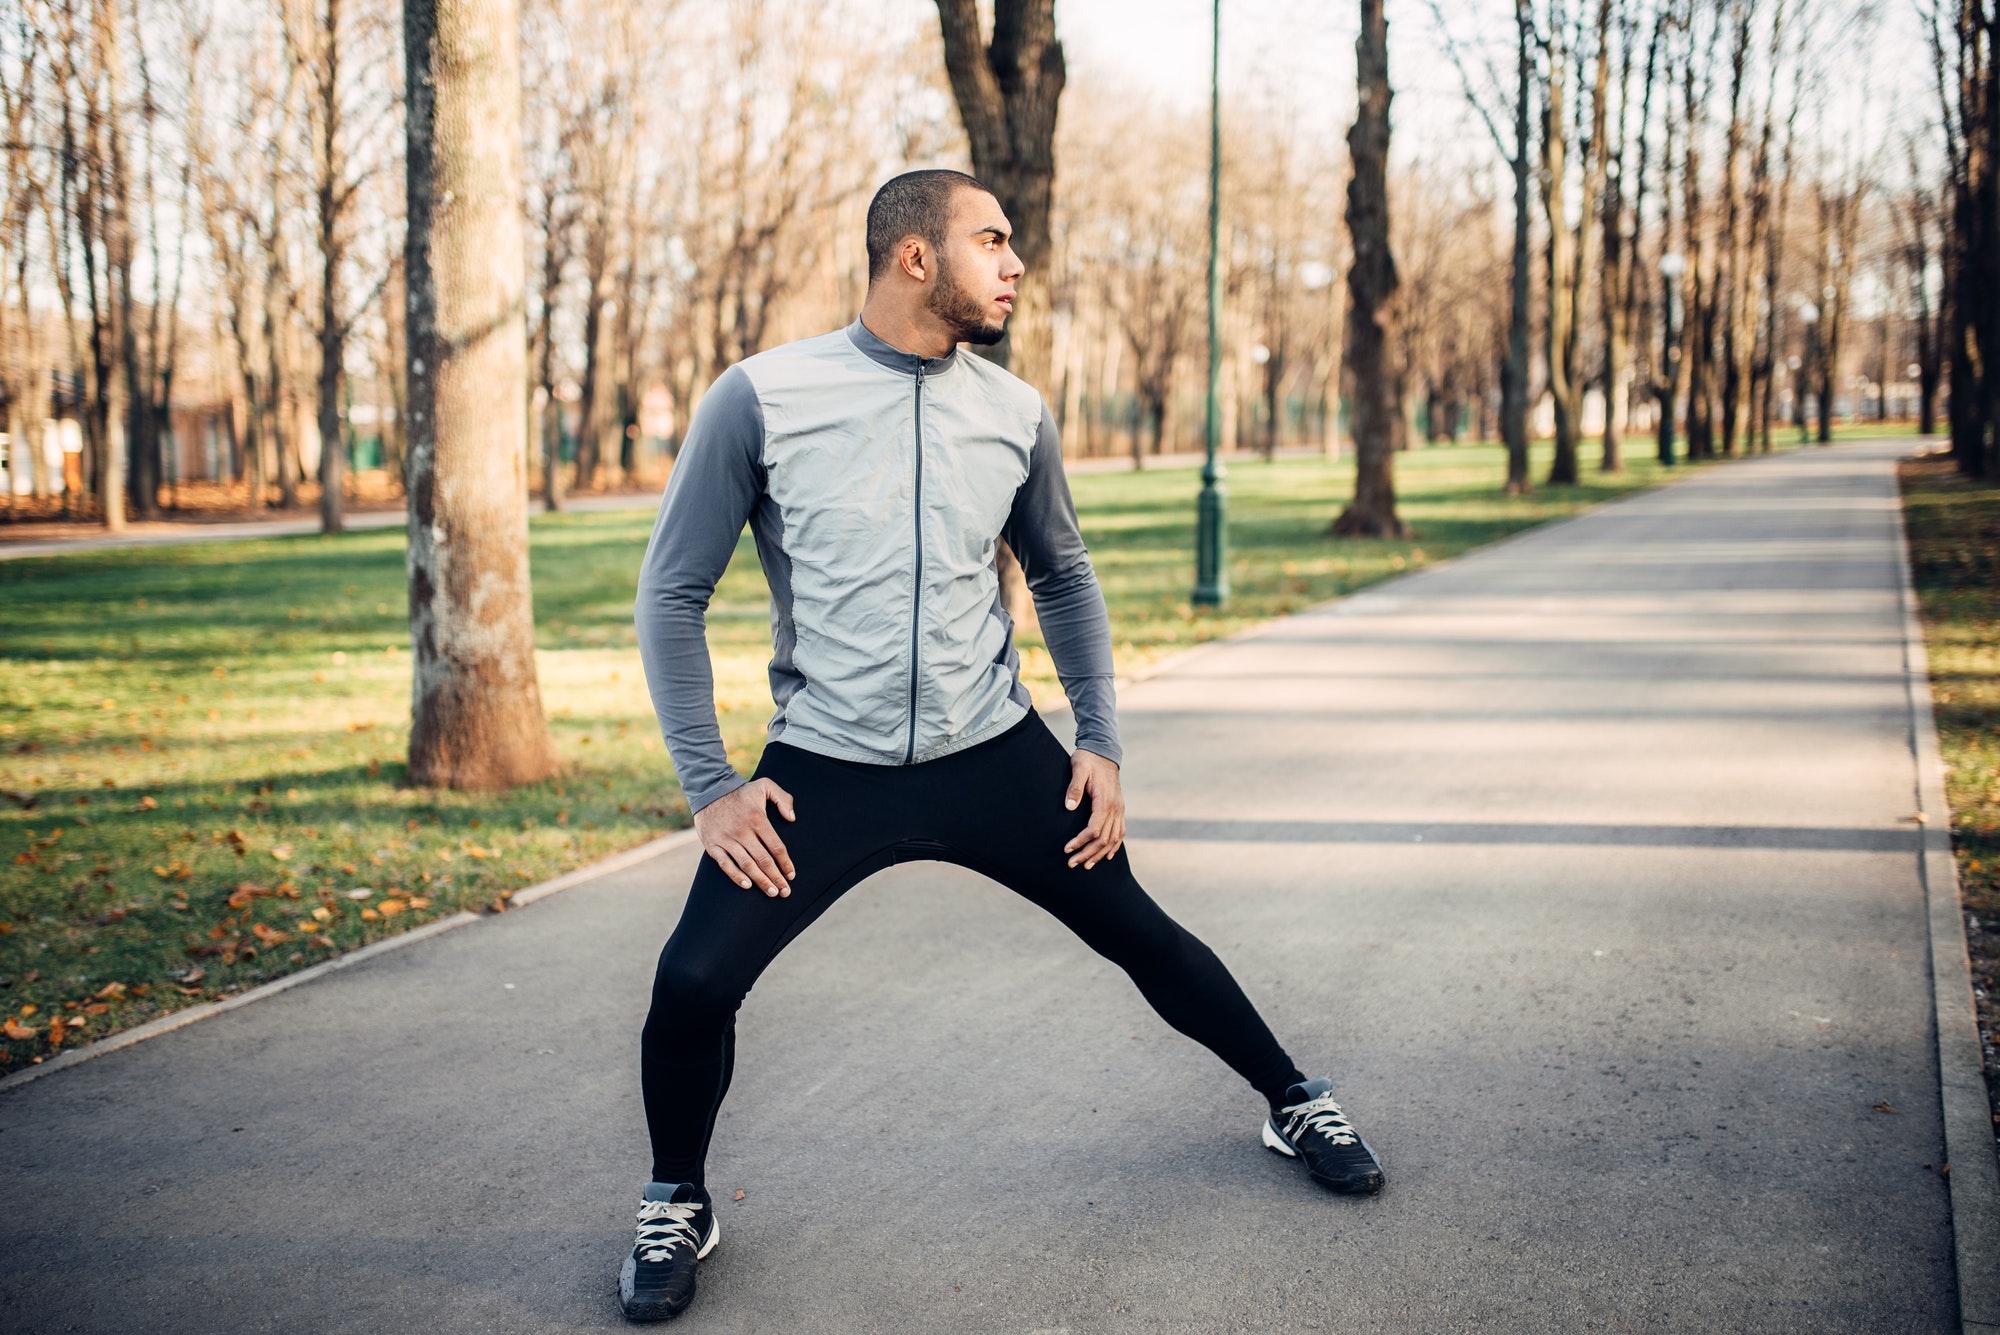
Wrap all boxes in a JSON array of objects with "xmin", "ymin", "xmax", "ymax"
[{"xmin": 903, "ymin": 362, "xmax": 926, "ymax": 764}]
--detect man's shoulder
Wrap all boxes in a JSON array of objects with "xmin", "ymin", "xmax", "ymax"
[
  {"xmin": 734, "ymin": 329, "xmax": 865, "ymax": 388},
  {"xmin": 949, "ymin": 350, "xmax": 1048, "ymax": 446}
]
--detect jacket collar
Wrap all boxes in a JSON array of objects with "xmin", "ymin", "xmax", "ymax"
[{"xmin": 846, "ymin": 317, "xmax": 959, "ymax": 378}]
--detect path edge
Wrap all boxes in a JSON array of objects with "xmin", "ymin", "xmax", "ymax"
[
  {"xmin": 1892, "ymin": 455, "xmax": 2000, "ymax": 1333},
  {"xmin": 0, "ymin": 827, "xmax": 699, "ymax": 1098}
]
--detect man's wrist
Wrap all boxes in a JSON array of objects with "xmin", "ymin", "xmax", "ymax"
[{"xmin": 687, "ymin": 773, "xmax": 749, "ymax": 815}]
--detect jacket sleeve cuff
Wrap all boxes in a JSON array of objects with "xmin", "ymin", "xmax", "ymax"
[
  {"xmin": 1071, "ymin": 734, "xmax": 1123, "ymax": 767},
  {"xmin": 685, "ymin": 771, "xmax": 748, "ymax": 815}
]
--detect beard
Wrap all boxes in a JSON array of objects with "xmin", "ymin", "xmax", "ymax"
[{"xmin": 926, "ymin": 253, "xmax": 1008, "ymax": 346}]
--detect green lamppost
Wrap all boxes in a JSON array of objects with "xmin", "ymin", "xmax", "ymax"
[{"xmin": 1192, "ymin": 0, "xmax": 1228, "ymax": 607}]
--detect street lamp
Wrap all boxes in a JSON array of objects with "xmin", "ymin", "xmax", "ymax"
[
  {"xmin": 1657, "ymin": 251, "xmax": 1685, "ymax": 467},
  {"xmin": 1192, "ymin": 0, "xmax": 1228, "ymax": 608}
]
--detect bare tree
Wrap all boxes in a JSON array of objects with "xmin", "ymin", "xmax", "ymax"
[
  {"xmin": 1540, "ymin": 0, "xmax": 1615, "ymax": 487},
  {"xmin": 1424, "ymin": 0, "xmax": 1536, "ymax": 491},
  {"xmin": 1333, "ymin": 0, "xmax": 1409, "ymax": 538},
  {"xmin": 1932, "ymin": 0, "xmax": 1998, "ymax": 474},
  {"xmin": 934, "ymin": 0, "xmax": 1063, "ymax": 391},
  {"xmin": 1894, "ymin": 145, "xmax": 1945, "ymax": 435},
  {"xmin": 402, "ymin": 0, "xmax": 559, "ymax": 788}
]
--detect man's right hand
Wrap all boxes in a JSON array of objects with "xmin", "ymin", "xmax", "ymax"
[{"xmin": 693, "ymin": 779, "xmax": 797, "ymax": 897}]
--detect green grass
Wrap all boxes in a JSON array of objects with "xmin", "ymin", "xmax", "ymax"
[
  {"xmin": 0, "ymin": 436, "xmax": 1782, "ymax": 1072},
  {"xmin": 1899, "ymin": 452, "xmax": 2000, "ymax": 1132}
]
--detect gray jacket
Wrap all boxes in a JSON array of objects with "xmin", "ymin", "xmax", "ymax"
[{"xmin": 635, "ymin": 318, "xmax": 1120, "ymax": 812}]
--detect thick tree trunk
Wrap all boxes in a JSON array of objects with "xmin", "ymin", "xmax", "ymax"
[
  {"xmin": 403, "ymin": 0, "xmax": 560, "ymax": 790},
  {"xmin": 1331, "ymin": 0, "xmax": 1408, "ymax": 539},
  {"xmin": 934, "ymin": 0, "xmax": 1064, "ymax": 391}
]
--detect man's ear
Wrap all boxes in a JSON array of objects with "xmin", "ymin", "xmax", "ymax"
[{"xmin": 898, "ymin": 236, "xmax": 929, "ymax": 284}]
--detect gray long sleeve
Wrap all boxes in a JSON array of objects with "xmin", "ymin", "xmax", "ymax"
[
  {"xmin": 634, "ymin": 365, "xmax": 766, "ymax": 813},
  {"xmin": 1003, "ymin": 407, "xmax": 1123, "ymax": 765}
]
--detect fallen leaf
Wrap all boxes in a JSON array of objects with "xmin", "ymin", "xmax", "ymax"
[
  {"xmin": 94, "ymin": 982, "xmax": 126, "ymax": 999},
  {"xmin": 228, "ymin": 882, "xmax": 277, "ymax": 909},
  {"xmin": 250, "ymin": 922, "xmax": 289, "ymax": 944},
  {"xmin": 46, "ymin": 1015, "xmax": 69, "ymax": 1045},
  {"xmin": 360, "ymin": 908, "xmax": 379, "ymax": 921},
  {"xmin": 82, "ymin": 1003, "xmax": 109, "ymax": 1015},
  {"xmin": 407, "ymin": 896, "xmax": 432, "ymax": 910},
  {"xmin": 436, "ymin": 848, "xmax": 454, "ymax": 862},
  {"xmin": 345, "ymin": 888, "xmax": 373, "ymax": 900},
  {"xmin": 312, "ymin": 906, "xmax": 332, "ymax": 921},
  {"xmin": 733, "ymin": 1189, "xmax": 745, "ymax": 1202},
  {"xmin": 270, "ymin": 844, "xmax": 293, "ymax": 861},
  {"xmin": 1873, "ymin": 1101, "xmax": 1898, "ymax": 1114},
  {"xmin": 1901, "ymin": 812, "xmax": 1929, "ymax": 824},
  {"xmin": 3, "ymin": 1018, "xmax": 37, "ymax": 1040},
  {"xmin": 134, "ymin": 796, "xmax": 158, "ymax": 811},
  {"xmin": 173, "ymin": 967, "xmax": 205, "ymax": 984},
  {"xmin": 377, "ymin": 899, "xmax": 407, "ymax": 917}
]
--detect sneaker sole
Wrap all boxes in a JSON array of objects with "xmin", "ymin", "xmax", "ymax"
[
  {"xmin": 619, "ymin": 1219, "xmax": 722, "ymax": 1322},
  {"xmin": 1263, "ymin": 1120, "xmax": 1386, "ymax": 1195}
]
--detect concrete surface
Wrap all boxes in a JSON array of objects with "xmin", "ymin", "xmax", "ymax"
[{"xmin": 0, "ymin": 441, "xmax": 1968, "ymax": 1332}]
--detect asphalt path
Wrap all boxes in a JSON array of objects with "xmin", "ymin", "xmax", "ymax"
[{"xmin": 0, "ymin": 440, "xmax": 1964, "ymax": 1331}]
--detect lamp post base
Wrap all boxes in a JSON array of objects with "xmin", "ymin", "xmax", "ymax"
[{"xmin": 1193, "ymin": 479, "xmax": 1229, "ymax": 607}]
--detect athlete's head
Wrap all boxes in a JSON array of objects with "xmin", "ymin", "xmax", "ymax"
[{"xmin": 864, "ymin": 169, "xmax": 1021, "ymax": 347}]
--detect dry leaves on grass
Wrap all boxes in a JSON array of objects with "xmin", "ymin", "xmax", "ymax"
[{"xmin": 227, "ymin": 881, "xmax": 299, "ymax": 909}]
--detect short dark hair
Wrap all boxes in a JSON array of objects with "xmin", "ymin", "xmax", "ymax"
[{"xmin": 865, "ymin": 169, "xmax": 991, "ymax": 279}]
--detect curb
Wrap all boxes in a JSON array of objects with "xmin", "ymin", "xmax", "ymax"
[
  {"xmin": 0, "ymin": 827, "xmax": 701, "ymax": 1098},
  {"xmin": 1891, "ymin": 453, "xmax": 2000, "ymax": 1333}
]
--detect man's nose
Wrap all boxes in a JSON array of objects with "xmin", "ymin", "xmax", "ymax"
[{"xmin": 1002, "ymin": 246, "xmax": 1025, "ymax": 282}]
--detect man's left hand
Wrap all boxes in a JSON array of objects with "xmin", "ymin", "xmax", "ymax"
[{"xmin": 1062, "ymin": 749, "xmax": 1125, "ymax": 869}]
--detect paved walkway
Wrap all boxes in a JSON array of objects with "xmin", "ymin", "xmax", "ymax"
[{"xmin": 0, "ymin": 441, "xmax": 1972, "ymax": 1331}]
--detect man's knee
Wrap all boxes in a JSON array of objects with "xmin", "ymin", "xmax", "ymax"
[{"xmin": 644, "ymin": 947, "xmax": 747, "ymax": 1040}]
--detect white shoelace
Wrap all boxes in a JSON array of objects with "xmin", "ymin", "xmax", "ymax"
[
  {"xmin": 1283, "ymin": 1091, "xmax": 1358, "ymax": 1146},
  {"xmin": 634, "ymin": 1198, "xmax": 705, "ymax": 1263}
]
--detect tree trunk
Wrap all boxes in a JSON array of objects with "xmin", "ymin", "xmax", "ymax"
[
  {"xmin": 934, "ymin": 0, "xmax": 1064, "ymax": 392},
  {"xmin": 1542, "ymin": 67, "xmax": 1578, "ymax": 486},
  {"xmin": 403, "ymin": 0, "xmax": 560, "ymax": 790},
  {"xmin": 316, "ymin": 288, "xmax": 345, "ymax": 531},
  {"xmin": 1331, "ymin": 0, "xmax": 1408, "ymax": 539},
  {"xmin": 314, "ymin": 0, "xmax": 349, "ymax": 534},
  {"xmin": 1502, "ymin": 0, "xmax": 1532, "ymax": 495},
  {"xmin": 572, "ymin": 226, "xmax": 605, "ymax": 490}
]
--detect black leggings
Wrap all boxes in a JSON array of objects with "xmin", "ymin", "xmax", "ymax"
[{"xmin": 640, "ymin": 711, "xmax": 1303, "ymax": 1186}]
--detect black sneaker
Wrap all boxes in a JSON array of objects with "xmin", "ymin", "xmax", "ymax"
[
  {"xmin": 1262, "ymin": 1078, "xmax": 1385, "ymax": 1194},
  {"xmin": 618, "ymin": 1181, "xmax": 718, "ymax": 1321}
]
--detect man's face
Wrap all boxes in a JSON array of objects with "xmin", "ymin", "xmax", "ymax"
[{"xmin": 926, "ymin": 189, "xmax": 1024, "ymax": 347}]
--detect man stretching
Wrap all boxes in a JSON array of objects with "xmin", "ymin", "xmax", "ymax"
[{"xmin": 622, "ymin": 169, "xmax": 1384, "ymax": 1322}]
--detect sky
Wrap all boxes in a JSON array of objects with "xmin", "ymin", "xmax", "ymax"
[{"xmin": 1047, "ymin": 0, "xmax": 1939, "ymax": 180}]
